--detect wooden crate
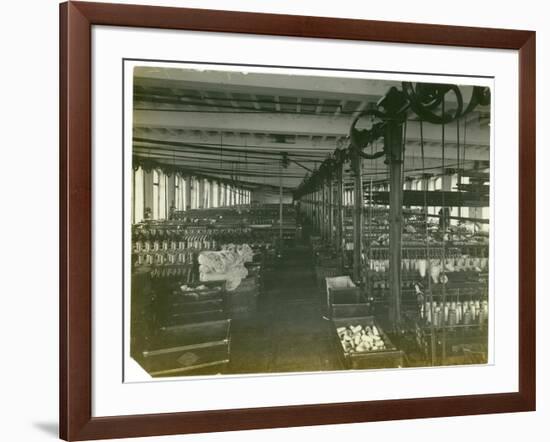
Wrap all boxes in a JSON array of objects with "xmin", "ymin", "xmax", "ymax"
[
  {"xmin": 330, "ymin": 316, "xmax": 403, "ymax": 370},
  {"xmin": 159, "ymin": 302, "xmax": 227, "ymax": 326},
  {"xmin": 154, "ymin": 281, "xmax": 228, "ymax": 327},
  {"xmin": 315, "ymin": 266, "xmax": 340, "ymax": 291},
  {"xmin": 325, "ymin": 276, "xmax": 362, "ymax": 316},
  {"xmin": 140, "ymin": 319, "xmax": 231, "ymax": 377}
]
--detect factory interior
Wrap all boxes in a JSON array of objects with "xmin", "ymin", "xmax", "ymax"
[{"xmin": 130, "ymin": 66, "xmax": 491, "ymax": 378}]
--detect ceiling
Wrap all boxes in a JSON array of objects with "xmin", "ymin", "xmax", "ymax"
[{"xmin": 133, "ymin": 66, "xmax": 491, "ymax": 190}]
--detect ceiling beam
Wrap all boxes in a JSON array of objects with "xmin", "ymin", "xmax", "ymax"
[
  {"xmin": 134, "ymin": 109, "xmax": 489, "ymax": 143},
  {"xmin": 134, "ymin": 68, "xmax": 400, "ymax": 102}
]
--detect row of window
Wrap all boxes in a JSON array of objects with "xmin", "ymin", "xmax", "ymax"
[{"xmin": 132, "ymin": 167, "xmax": 251, "ymax": 223}]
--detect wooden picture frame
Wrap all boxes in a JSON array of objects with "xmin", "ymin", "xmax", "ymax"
[{"xmin": 60, "ymin": 1, "xmax": 536, "ymax": 440}]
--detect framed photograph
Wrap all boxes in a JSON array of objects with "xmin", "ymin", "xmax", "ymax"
[{"xmin": 60, "ymin": 1, "xmax": 536, "ymax": 440}]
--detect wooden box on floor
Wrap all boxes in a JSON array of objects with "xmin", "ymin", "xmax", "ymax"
[
  {"xmin": 330, "ymin": 315, "xmax": 403, "ymax": 370},
  {"xmin": 132, "ymin": 280, "xmax": 232, "ymax": 377},
  {"xmin": 140, "ymin": 319, "xmax": 231, "ymax": 377},
  {"xmin": 155, "ymin": 281, "xmax": 227, "ymax": 327},
  {"xmin": 325, "ymin": 276, "xmax": 362, "ymax": 317},
  {"xmin": 315, "ymin": 265, "xmax": 340, "ymax": 293}
]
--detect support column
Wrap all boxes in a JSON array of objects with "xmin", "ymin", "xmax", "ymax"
[
  {"xmin": 319, "ymin": 184, "xmax": 323, "ymax": 238},
  {"xmin": 352, "ymin": 152, "xmax": 363, "ymax": 283},
  {"xmin": 311, "ymin": 191, "xmax": 314, "ymax": 230},
  {"xmin": 314, "ymin": 189, "xmax": 318, "ymax": 233},
  {"xmin": 279, "ymin": 167, "xmax": 283, "ymax": 248},
  {"xmin": 336, "ymin": 162, "xmax": 344, "ymax": 254},
  {"xmin": 319, "ymin": 182, "xmax": 324, "ymax": 239},
  {"xmin": 386, "ymin": 120, "xmax": 404, "ymax": 326},
  {"xmin": 310, "ymin": 193, "xmax": 313, "ymax": 224},
  {"xmin": 328, "ymin": 171, "xmax": 334, "ymax": 245}
]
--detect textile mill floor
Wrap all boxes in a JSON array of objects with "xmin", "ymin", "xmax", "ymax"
[{"xmin": 227, "ymin": 243, "xmax": 343, "ymax": 375}]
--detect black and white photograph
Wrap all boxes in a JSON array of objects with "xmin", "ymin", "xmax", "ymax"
[
  {"xmin": 2, "ymin": 0, "xmax": 544, "ymax": 440},
  {"xmin": 128, "ymin": 63, "xmax": 492, "ymax": 378}
]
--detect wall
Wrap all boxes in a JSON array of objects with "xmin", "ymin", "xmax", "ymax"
[{"xmin": 1, "ymin": 1, "xmax": 547, "ymax": 441}]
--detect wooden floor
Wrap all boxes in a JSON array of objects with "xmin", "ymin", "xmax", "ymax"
[{"xmin": 227, "ymin": 243, "xmax": 343, "ymax": 375}]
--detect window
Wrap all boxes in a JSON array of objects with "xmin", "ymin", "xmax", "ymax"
[
  {"xmin": 161, "ymin": 173, "xmax": 167, "ymax": 219},
  {"xmin": 182, "ymin": 177, "xmax": 187, "ymax": 210},
  {"xmin": 207, "ymin": 179, "xmax": 212, "ymax": 208},
  {"xmin": 202, "ymin": 178, "xmax": 209, "ymax": 208},
  {"xmin": 196, "ymin": 177, "xmax": 201, "ymax": 208},
  {"xmin": 214, "ymin": 181, "xmax": 221, "ymax": 207},
  {"xmin": 152, "ymin": 169, "xmax": 160, "ymax": 219},
  {"xmin": 133, "ymin": 167, "xmax": 144, "ymax": 223},
  {"xmin": 226, "ymin": 185, "xmax": 232, "ymax": 206},
  {"xmin": 194, "ymin": 178, "xmax": 200, "ymax": 208},
  {"xmin": 152, "ymin": 170, "xmax": 168, "ymax": 219},
  {"xmin": 212, "ymin": 181, "xmax": 219, "ymax": 207},
  {"xmin": 348, "ymin": 190, "xmax": 354, "ymax": 205},
  {"xmin": 192, "ymin": 177, "xmax": 200, "ymax": 209},
  {"xmin": 175, "ymin": 175, "xmax": 187, "ymax": 211}
]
